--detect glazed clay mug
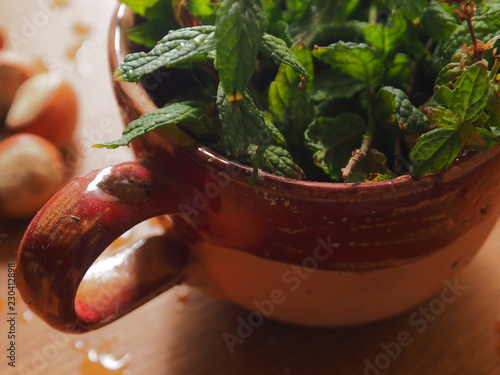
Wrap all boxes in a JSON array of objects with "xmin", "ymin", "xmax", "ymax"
[{"xmin": 16, "ymin": 5, "xmax": 500, "ymax": 333}]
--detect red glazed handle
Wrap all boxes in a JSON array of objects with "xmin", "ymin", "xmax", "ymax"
[{"xmin": 16, "ymin": 158, "xmax": 189, "ymax": 332}]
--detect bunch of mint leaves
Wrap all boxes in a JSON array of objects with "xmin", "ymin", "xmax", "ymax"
[{"xmin": 96, "ymin": 0, "xmax": 500, "ymax": 183}]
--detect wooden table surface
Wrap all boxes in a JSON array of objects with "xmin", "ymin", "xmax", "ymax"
[{"xmin": 1, "ymin": 1, "xmax": 500, "ymax": 374}]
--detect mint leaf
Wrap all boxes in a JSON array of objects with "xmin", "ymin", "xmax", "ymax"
[
  {"xmin": 268, "ymin": 40, "xmax": 315, "ymax": 175},
  {"xmin": 434, "ymin": 62, "xmax": 463, "ymax": 87},
  {"xmin": 245, "ymin": 144, "xmax": 305, "ymax": 179},
  {"xmin": 362, "ymin": 11, "xmax": 407, "ymax": 60},
  {"xmin": 119, "ymin": 0, "xmax": 161, "ymax": 17},
  {"xmin": 312, "ymin": 42, "xmax": 383, "ymax": 87},
  {"xmin": 410, "ymin": 128, "xmax": 463, "ymax": 176},
  {"xmin": 459, "ymin": 122, "xmax": 488, "ymax": 148},
  {"xmin": 419, "ymin": 4, "xmax": 458, "ymax": 40},
  {"xmin": 285, "ymin": 0, "xmax": 362, "ymax": 44},
  {"xmin": 124, "ymin": 0, "xmax": 179, "ymax": 49},
  {"xmin": 487, "ymin": 84, "xmax": 500, "ymax": 136},
  {"xmin": 187, "ymin": 0, "xmax": 220, "ymax": 25},
  {"xmin": 215, "ymin": 0, "xmax": 267, "ymax": 102},
  {"xmin": 390, "ymin": 0, "xmax": 427, "ymax": 21},
  {"xmin": 264, "ymin": 117, "xmax": 287, "ymax": 147},
  {"xmin": 424, "ymin": 106, "xmax": 461, "ymax": 130},
  {"xmin": 94, "ymin": 101, "xmax": 211, "ymax": 149},
  {"xmin": 283, "ymin": 0, "xmax": 313, "ymax": 22},
  {"xmin": 305, "ymin": 113, "xmax": 366, "ymax": 181},
  {"xmin": 312, "ymin": 69, "xmax": 365, "ymax": 105},
  {"xmin": 384, "ymin": 53, "xmax": 413, "ymax": 88},
  {"xmin": 479, "ymin": 2, "xmax": 500, "ymax": 27},
  {"xmin": 430, "ymin": 85, "xmax": 453, "ymax": 107},
  {"xmin": 260, "ymin": 34, "xmax": 309, "ymax": 79},
  {"xmin": 450, "ymin": 62, "xmax": 490, "ymax": 123},
  {"xmin": 216, "ymin": 85, "xmax": 273, "ymax": 157},
  {"xmin": 376, "ymin": 86, "xmax": 429, "ymax": 134},
  {"xmin": 268, "ymin": 40, "xmax": 314, "ymax": 124},
  {"xmin": 128, "ymin": 21, "xmax": 174, "ymax": 50},
  {"xmin": 365, "ymin": 173, "xmax": 395, "ymax": 182},
  {"xmin": 115, "ymin": 26, "xmax": 216, "ymax": 82},
  {"xmin": 471, "ymin": 128, "xmax": 500, "ymax": 151},
  {"xmin": 433, "ymin": 11, "xmax": 500, "ymax": 72}
]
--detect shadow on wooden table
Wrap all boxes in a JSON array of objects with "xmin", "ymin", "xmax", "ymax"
[
  {"xmin": 151, "ymin": 223, "xmax": 500, "ymax": 375},
  {"xmin": 1, "ymin": 220, "xmax": 499, "ymax": 375}
]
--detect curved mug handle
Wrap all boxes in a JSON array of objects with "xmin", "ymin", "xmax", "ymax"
[{"xmin": 16, "ymin": 157, "xmax": 189, "ymax": 333}]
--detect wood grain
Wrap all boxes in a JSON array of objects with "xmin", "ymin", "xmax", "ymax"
[{"xmin": 1, "ymin": 1, "xmax": 500, "ymax": 374}]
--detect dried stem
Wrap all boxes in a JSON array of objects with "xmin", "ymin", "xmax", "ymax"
[
  {"xmin": 465, "ymin": 17, "xmax": 479, "ymax": 50},
  {"xmin": 341, "ymin": 136, "xmax": 370, "ymax": 179}
]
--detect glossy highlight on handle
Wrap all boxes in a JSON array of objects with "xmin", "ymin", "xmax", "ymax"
[{"xmin": 16, "ymin": 158, "xmax": 189, "ymax": 332}]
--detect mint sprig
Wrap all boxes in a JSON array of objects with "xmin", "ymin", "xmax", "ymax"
[
  {"xmin": 108, "ymin": 0, "xmax": 500, "ymax": 183},
  {"xmin": 94, "ymin": 101, "xmax": 212, "ymax": 149},
  {"xmin": 215, "ymin": 0, "xmax": 267, "ymax": 102},
  {"xmin": 411, "ymin": 62, "xmax": 496, "ymax": 176},
  {"xmin": 115, "ymin": 26, "xmax": 216, "ymax": 82}
]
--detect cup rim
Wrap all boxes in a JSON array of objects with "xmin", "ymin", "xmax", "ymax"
[{"xmin": 108, "ymin": 3, "xmax": 500, "ymax": 194}]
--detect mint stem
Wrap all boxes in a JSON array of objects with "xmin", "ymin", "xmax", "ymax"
[
  {"xmin": 466, "ymin": 18, "xmax": 479, "ymax": 50},
  {"xmin": 341, "ymin": 89, "xmax": 375, "ymax": 179}
]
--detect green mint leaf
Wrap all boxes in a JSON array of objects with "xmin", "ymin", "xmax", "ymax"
[
  {"xmin": 362, "ymin": 10, "xmax": 406, "ymax": 60},
  {"xmin": 267, "ymin": 39, "xmax": 315, "ymax": 176},
  {"xmin": 127, "ymin": 21, "xmax": 173, "ymax": 50},
  {"xmin": 263, "ymin": 116, "xmax": 287, "ymax": 147},
  {"xmin": 260, "ymin": 34, "xmax": 309, "ymax": 79},
  {"xmin": 312, "ymin": 69, "xmax": 365, "ymax": 105},
  {"xmin": 94, "ymin": 101, "xmax": 211, "ymax": 149},
  {"xmin": 384, "ymin": 53, "xmax": 413, "ymax": 88},
  {"xmin": 479, "ymin": 2, "xmax": 500, "ymax": 27},
  {"xmin": 285, "ymin": 0, "xmax": 362, "ymax": 45},
  {"xmin": 118, "ymin": 0, "xmax": 161, "ymax": 17},
  {"xmin": 487, "ymin": 84, "xmax": 500, "ymax": 136},
  {"xmin": 345, "ymin": 149, "xmax": 394, "ymax": 184},
  {"xmin": 424, "ymin": 106, "xmax": 461, "ymax": 130},
  {"xmin": 115, "ymin": 26, "xmax": 216, "ymax": 82},
  {"xmin": 470, "ymin": 128, "xmax": 500, "ymax": 151},
  {"xmin": 312, "ymin": 42, "xmax": 383, "ymax": 87},
  {"xmin": 376, "ymin": 86, "xmax": 429, "ymax": 134},
  {"xmin": 390, "ymin": 0, "xmax": 427, "ymax": 21},
  {"xmin": 419, "ymin": 4, "xmax": 458, "ymax": 40},
  {"xmin": 283, "ymin": 0, "xmax": 313, "ymax": 22},
  {"xmin": 268, "ymin": 40, "xmax": 314, "ymax": 124},
  {"xmin": 430, "ymin": 85, "xmax": 453, "ymax": 107},
  {"xmin": 434, "ymin": 62, "xmax": 463, "ymax": 87},
  {"xmin": 410, "ymin": 128, "xmax": 463, "ymax": 176},
  {"xmin": 124, "ymin": 0, "xmax": 179, "ymax": 49},
  {"xmin": 187, "ymin": 0, "xmax": 220, "ymax": 25},
  {"xmin": 365, "ymin": 173, "xmax": 395, "ymax": 182},
  {"xmin": 459, "ymin": 122, "xmax": 488, "ymax": 148},
  {"xmin": 450, "ymin": 62, "xmax": 490, "ymax": 123},
  {"xmin": 215, "ymin": 0, "xmax": 267, "ymax": 102},
  {"xmin": 216, "ymin": 84, "xmax": 273, "ymax": 157},
  {"xmin": 304, "ymin": 113, "xmax": 366, "ymax": 181},
  {"xmin": 433, "ymin": 8, "xmax": 500, "ymax": 72},
  {"xmin": 245, "ymin": 144, "xmax": 305, "ymax": 180}
]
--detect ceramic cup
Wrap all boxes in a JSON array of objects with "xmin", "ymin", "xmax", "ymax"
[{"xmin": 16, "ymin": 5, "xmax": 500, "ymax": 333}]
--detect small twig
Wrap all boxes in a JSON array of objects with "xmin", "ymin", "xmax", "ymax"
[
  {"xmin": 341, "ymin": 136, "xmax": 371, "ymax": 179},
  {"xmin": 465, "ymin": 17, "xmax": 479, "ymax": 50}
]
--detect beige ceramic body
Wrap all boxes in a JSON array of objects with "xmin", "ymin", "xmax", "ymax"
[{"xmin": 185, "ymin": 226, "xmax": 487, "ymax": 326}]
